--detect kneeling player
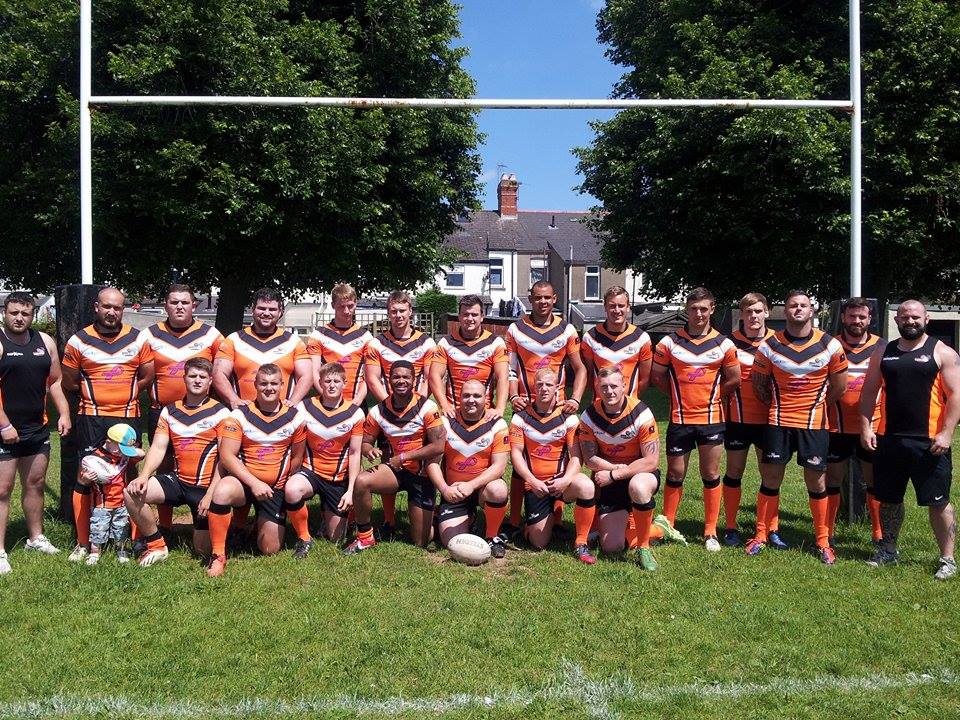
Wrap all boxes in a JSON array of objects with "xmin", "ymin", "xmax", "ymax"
[
  {"xmin": 427, "ymin": 380, "xmax": 510, "ymax": 557},
  {"xmin": 125, "ymin": 358, "xmax": 231, "ymax": 566},
  {"xmin": 343, "ymin": 361, "xmax": 445, "ymax": 552},
  {"xmin": 205, "ymin": 364, "xmax": 306, "ymax": 576},
  {"xmin": 283, "ymin": 362, "xmax": 364, "ymax": 559},
  {"xmin": 577, "ymin": 367, "xmax": 661, "ymax": 570},
  {"xmin": 509, "ymin": 368, "xmax": 597, "ymax": 564}
]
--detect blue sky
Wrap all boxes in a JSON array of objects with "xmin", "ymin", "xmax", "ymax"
[{"xmin": 456, "ymin": 1, "xmax": 622, "ymax": 212}]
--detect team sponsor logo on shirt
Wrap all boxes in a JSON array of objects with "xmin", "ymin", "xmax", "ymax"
[
  {"xmin": 6, "ymin": 351, "xmax": 23, "ymax": 357},
  {"xmin": 33, "ymin": 347, "xmax": 46, "ymax": 356},
  {"xmin": 455, "ymin": 456, "xmax": 480, "ymax": 471},
  {"xmin": 915, "ymin": 354, "xmax": 931, "ymax": 363},
  {"xmin": 104, "ymin": 366, "xmax": 123, "ymax": 379},
  {"xmin": 687, "ymin": 367, "xmax": 707, "ymax": 381},
  {"xmin": 167, "ymin": 361, "xmax": 186, "ymax": 376}
]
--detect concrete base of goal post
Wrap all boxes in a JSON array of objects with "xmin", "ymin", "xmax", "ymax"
[{"xmin": 53, "ymin": 284, "xmax": 103, "ymax": 523}]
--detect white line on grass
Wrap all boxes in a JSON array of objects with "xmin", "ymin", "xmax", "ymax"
[{"xmin": 2, "ymin": 663, "xmax": 958, "ymax": 719}]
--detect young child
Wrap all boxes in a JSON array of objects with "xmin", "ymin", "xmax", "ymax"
[{"xmin": 79, "ymin": 423, "xmax": 144, "ymax": 566}]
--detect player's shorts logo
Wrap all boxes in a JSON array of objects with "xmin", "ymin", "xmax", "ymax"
[{"xmin": 807, "ymin": 456, "xmax": 822, "ymax": 465}]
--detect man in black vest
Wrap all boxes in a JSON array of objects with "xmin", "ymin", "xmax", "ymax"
[
  {"xmin": 860, "ymin": 300, "xmax": 960, "ymax": 579},
  {"xmin": 0, "ymin": 292, "xmax": 71, "ymax": 573}
]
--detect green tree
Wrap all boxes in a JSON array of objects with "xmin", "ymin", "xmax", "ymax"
[
  {"xmin": 0, "ymin": 0, "xmax": 481, "ymax": 331},
  {"xmin": 576, "ymin": 0, "xmax": 960, "ymax": 305}
]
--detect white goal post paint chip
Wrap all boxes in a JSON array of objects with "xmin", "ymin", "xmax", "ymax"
[{"xmin": 2, "ymin": 663, "xmax": 957, "ymax": 719}]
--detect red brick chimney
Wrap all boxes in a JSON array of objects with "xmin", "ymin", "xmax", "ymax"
[{"xmin": 497, "ymin": 174, "xmax": 519, "ymax": 218}]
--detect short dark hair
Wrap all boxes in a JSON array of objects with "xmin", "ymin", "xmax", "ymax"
[
  {"xmin": 318, "ymin": 362, "xmax": 346, "ymax": 381},
  {"xmin": 785, "ymin": 289, "xmax": 811, "ymax": 304},
  {"xmin": 686, "ymin": 287, "xmax": 715, "ymax": 305},
  {"xmin": 252, "ymin": 288, "xmax": 284, "ymax": 308},
  {"xmin": 458, "ymin": 294, "xmax": 484, "ymax": 312},
  {"xmin": 166, "ymin": 284, "xmax": 195, "ymax": 300},
  {"xmin": 4, "ymin": 292, "xmax": 36, "ymax": 310},
  {"xmin": 387, "ymin": 290, "xmax": 413, "ymax": 309},
  {"xmin": 841, "ymin": 297, "xmax": 871, "ymax": 314},
  {"xmin": 183, "ymin": 357, "xmax": 213, "ymax": 376},
  {"xmin": 530, "ymin": 280, "xmax": 554, "ymax": 296},
  {"xmin": 390, "ymin": 359, "xmax": 415, "ymax": 377},
  {"xmin": 256, "ymin": 363, "xmax": 282, "ymax": 379}
]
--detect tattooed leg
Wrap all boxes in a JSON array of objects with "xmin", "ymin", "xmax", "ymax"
[
  {"xmin": 929, "ymin": 503, "xmax": 956, "ymax": 558},
  {"xmin": 880, "ymin": 502, "xmax": 905, "ymax": 553}
]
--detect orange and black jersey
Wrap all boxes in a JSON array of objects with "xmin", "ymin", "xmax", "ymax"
[
  {"xmin": 727, "ymin": 327, "xmax": 776, "ymax": 425},
  {"xmin": 506, "ymin": 314, "xmax": 580, "ymax": 399},
  {"xmin": 62, "ymin": 324, "xmax": 153, "ymax": 417},
  {"xmin": 431, "ymin": 328, "xmax": 507, "ymax": 410},
  {"xmin": 88, "ymin": 447, "xmax": 129, "ymax": 510},
  {"xmin": 215, "ymin": 326, "xmax": 308, "ymax": 402},
  {"xmin": 297, "ymin": 398, "xmax": 364, "ymax": 482},
  {"xmin": 221, "ymin": 404, "xmax": 306, "ymax": 489},
  {"xmin": 140, "ymin": 320, "xmax": 223, "ymax": 408},
  {"xmin": 509, "ymin": 405, "xmax": 579, "ymax": 483},
  {"xmin": 581, "ymin": 322, "xmax": 652, "ymax": 399},
  {"xmin": 364, "ymin": 393, "xmax": 443, "ymax": 474},
  {"xmin": 654, "ymin": 328, "xmax": 738, "ymax": 425},
  {"xmin": 305, "ymin": 323, "xmax": 372, "ymax": 402},
  {"xmin": 829, "ymin": 333, "xmax": 885, "ymax": 434},
  {"xmin": 440, "ymin": 415, "xmax": 510, "ymax": 485},
  {"xmin": 753, "ymin": 329, "xmax": 848, "ymax": 430},
  {"xmin": 576, "ymin": 396, "xmax": 659, "ymax": 465},
  {"xmin": 154, "ymin": 398, "xmax": 230, "ymax": 488},
  {"xmin": 365, "ymin": 329, "xmax": 436, "ymax": 393}
]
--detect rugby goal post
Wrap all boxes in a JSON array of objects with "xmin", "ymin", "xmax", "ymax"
[{"xmin": 78, "ymin": 0, "xmax": 863, "ymax": 295}]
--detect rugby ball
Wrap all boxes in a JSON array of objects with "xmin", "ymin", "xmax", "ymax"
[
  {"xmin": 80, "ymin": 454, "xmax": 123, "ymax": 485},
  {"xmin": 447, "ymin": 533, "xmax": 491, "ymax": 566}
]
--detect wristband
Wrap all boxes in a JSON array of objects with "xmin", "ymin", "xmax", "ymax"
[
  {"xmin": 0, "ymin": 423, "xmax": 11, "ymax": 433},
  {"xmin": 509, "ymin": 395, "xmax": 519, "ymax": 403},
  {"xmin": 399, "ymin": 452, "xmax": 406, "ymax": 463}
]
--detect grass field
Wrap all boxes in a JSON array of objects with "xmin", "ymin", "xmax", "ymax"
[{"xmin": 1, "ymin": 391, "xmax": 959, "ymax": 719}]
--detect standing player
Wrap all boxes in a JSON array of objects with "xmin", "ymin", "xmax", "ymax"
[
  {"xmin": 364, "ymin": 291, "xmax": 437, "ymax": 538},
  {"xmin": 306, "ymin": 283, "xmax": 372, "ymax": 408},
  {"xmin": 860, "ymin": 300, "xmax": 959, "ymax": 579},
  {"xmin": 0, "ymin": 292, "xmax": 71, "ymax": 573},
  {"xmin": 581, "ymin": 286, "xmax": 652, "ymax": 398},
  {"xmin": 283, "ymin": 362, "xmax": 365, "ymax": 558},
  {"xmin": 509, "ymin": 368, "xmax": 597, "ymax": 564},
  {"xmin": 428, "ymin": 294, "xmax": 508, "ymax": 419},
  {"xmin": 343, "ymin": 361, "xmax": 445, "ymax": 553},
  {"xmin": 650, "ymin": 287, "xmax": 740, "ymax": 551},
  {"xmin": 61, "ymin": 287, "xmax": 154, "ymax": 562},
  {"xmin": 204, "ymin": 364, "xmax": 307, "ymax": 576},
  {"xmin": 577, "ymin": 367, "xmax": 662, "ymax": 570},
  {"xmin": 747, "ymin": 290, "xmax": 848, "ymax": 564},
  {"xmin": 505, "ymin": 281, "xmax": 587, "ymax": 531},
  {"xmin": 427, "ymin": 379, "xmax": 510, "ymax": 556},
  {"xmin": 139, "ymin": 284, "xmax": 223, "ymax": 537},
  {"xmin": 124, "ymin": 358, "xmax": 232, "ymax": 567},
  {"xmin": 213, "ymin": 288, "xmax": 312, "ymax": 409},
  {"xmin": 722, "ymin": 292, "xmax": 778, "ymax": 547},
  {"xmin": 826, "ymin": 298, "xmax": 885, "ymax": 546}
]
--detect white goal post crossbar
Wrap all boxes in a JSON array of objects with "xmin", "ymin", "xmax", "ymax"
[{"xmin": 79, "ymin": 0, "xmax": 863, "ymax": 295}]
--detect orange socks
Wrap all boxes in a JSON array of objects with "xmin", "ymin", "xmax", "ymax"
[
  {"xmin": 158, "ymin": 504, "xmax": 174, "ymax": 530},
  {"xmin": 866, "ymin": 488, "xmax": 882, "ymax": 542},
  {"xmin": 808, "ymin": 491, "xmax": 829, "ymax": 549},
  {"xmin": 143, "ymin": 529, "xmax": 167, "ymax": 552},
  {"xmin": 826, "ymin": 486, "xmax": 842, "ymax": 538},
  {"xmin": 702, "ymin": 477, "xmax": 721, "ymax": 537},
  {"xmin": 72, "ymin": 485, "xmax": 92, "ymax": 546},
  {"xmin": 625, "ymin": 511, "xmax": 639, "ymax": 549},
  {"xmin": 208, "ymin": 503, "xmax": 233, "ymax": 557},
  {"xmin": 509, "ymin": 475, "xmax": 524, "ymax": 527},
  {"xmin": 754, "ymin": 485, "xmax": 779, "ymax": 543},
  {"xmin": 286, "ymin": 501, "xmax": 311, "ymax": 542},
  {"xmin": 573, "ymin": 499, "xmax": 597, "ymax": 546},
  {"xmin": 381, "ymin": 493, "xmax": 397, "ymax": 526},
  {"xmin": 630, "ymin": 500, "xmax": 655, "ymax": 548},
  {"xmin": 663, "ymin": 480, "xmax": 684, "ymax": 526},
  {"xmin": 553, "ymin": 499, "xmax": 564, "ymax": 526},
  {"xmin": 722, "ymin": 475, "xmax": 742, "ymax": 531},
  {"xmin": 483, "ymin": 500, "xmax": 508, "ymax": 540}
]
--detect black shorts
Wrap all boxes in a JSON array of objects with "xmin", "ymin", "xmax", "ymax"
[
  {"xmin": 666, "ymin": 423, "xmax": 725, "ymax": 456},
  {"xmin": 242, "ymin": 484, "xmax": 287, "ymax": 525},
  {"xmin": 827, "ymin": 432, "xmax": 874, "ymax": 464},
  {"xmin": 393, "ymin": 468, "xmax": 436, "ymax": 511},
  {"xmin": 524, "ymin": 491, "xmax": 563, "ymax": 526},
  {"xmin": 156, "ymin": 473, "xmax": 210, "ymax": 530},
  {"xmin": 0, "ymin": 428, "xmax": 51, "ymax": 460},
  {"xmin": 761, "ymin": 427, "xmax": 829, "ymax": 471},
  {"xmin": 438, "ymin": 487, "xmax": 480, "ymax": 524},
  {"xmin": 297, "ymin": 468, "xmax": 349, "ymax": 518},
  {"xmin": 598, "ymin": 469, "xmax": 661, "ymax": 515},
  {"xmin": 724, "ymin": 422, "xmax": 765, "ymax": 452},
  {"xmin": 874, "ymin": 435, "xmax": 952, "ymax": 507},
  {"xmin": 76, "ymin": 415, "xmax": 141, "ymax": 458}
]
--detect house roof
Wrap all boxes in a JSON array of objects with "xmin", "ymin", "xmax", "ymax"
[{"xmin": 445, "ymin": 210, "xmax": 602, "ymax": 263}]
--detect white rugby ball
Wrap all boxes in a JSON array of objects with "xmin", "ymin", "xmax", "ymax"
[
  {"xmin": 80, "ymin": 454, "xmax": 123, "ymax": 485},
  {"xmin": 447, "ymin": 533, "xmax": 491, "ymax": 566}
]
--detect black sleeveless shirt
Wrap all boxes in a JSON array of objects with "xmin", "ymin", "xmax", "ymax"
[
  {"xmin": 879, "ymin": 335, "xmax": 942, "ymax": 438},
  {"xmin": 0, "ymin": 329, "xmax": 51, "ymax": 435}
]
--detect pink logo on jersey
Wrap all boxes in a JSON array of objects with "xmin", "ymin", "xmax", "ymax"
[
  {"xmin": 255, "ymin": 446, "xmax": 273, "ymax": 460},
  {"xmin": 455, "ymin": 456, "xmax": 480, "ymax": 472},
  {"xmin": 103, "ymin": 366, "xmax": 123, "ymax": 380},
  {"xmin": 788, "ymin": 377, "xmax": 810, "ymax": 390},
  {"xmin": 533, "ymin": 357, "xmax": 552, "ymax": 370},
  {"xmin": 168, "ymin": 361, "xmax": 185, "ymax": 377},
  {"xmin": 338, "ymin": 357, "xmax": 351, "ymax": 365},
  {"xmin": 606, "ymin": 444, "xmax": 625, "ymax": 455},
  {"xmin": 533, "ymin": 445, "xmax": 554, "ymax": 457},
  {"xmin": 177, "ymin": 438, "xmax": 192, "ymax": 451},
  {"xmin": 849, "ymin": 375, "xmax": 865, "ymax": 390},
  {"xmin": 687, "ymin": 367, "xmax": 707, "ymax": 381},
  {"xmin": 316, "ymin": 439, "xmax": 336, "ymax": 451},
  {"xmin": 458, "ymin": 367, "xmax": 481, "ymax": 379}
]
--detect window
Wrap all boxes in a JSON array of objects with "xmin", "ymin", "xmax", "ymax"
[
  {"xmin": 530, "ymin": 258, "xmax": 547, "ymax": 287},
  {"xmin": 488, "ymin": 258, "xmax": 504, "ymax": 288},
  {"xmin": 585, "ymin": 265, "xmax": 600, "ymax": 300},
  {"xmin": 445, "ymin": 266, "xmax": 465, "ymax": 289}
]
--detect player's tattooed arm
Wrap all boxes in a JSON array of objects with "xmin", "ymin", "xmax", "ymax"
[
  {"xmin": 752, "ymin": 372, "xmax": 772, "ymax": 405},
  {"xmin": 421, "ymin": 425, "xmax": 447, "ymax": 461}
]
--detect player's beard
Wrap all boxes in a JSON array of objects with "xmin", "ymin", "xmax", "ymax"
[
  {"xmin": 843, "ymin": 323, "xmax": 865, "ymax": 338},
  {"xmin": 900, "ymin": 323, "xmax": 925, "ymax": 340}
]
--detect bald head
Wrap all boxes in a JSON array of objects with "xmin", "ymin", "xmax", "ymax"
[
  {"xmin": 459, "ymin": 379, "xmax": 488, "ymax": 421},
  {"xmin": 94, "ymin": 287, "xmax": 125, "ymax": 332},
  {"xmin": 898, "ymin": 299, "xmax": 926, "ymax": 316}
]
